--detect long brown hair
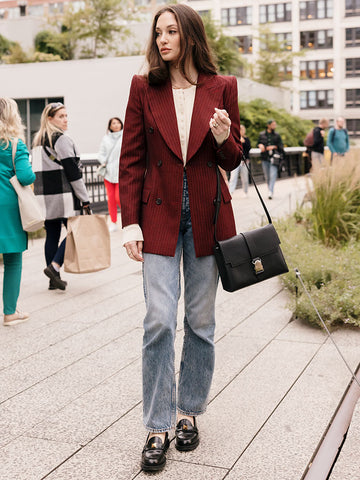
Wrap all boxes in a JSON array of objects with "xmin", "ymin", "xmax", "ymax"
[{"xmin": 146, "ymin": 4, "xmax": 217, "ymax": 86}]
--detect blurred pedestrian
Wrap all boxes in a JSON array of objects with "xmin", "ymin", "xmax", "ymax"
[
  {"xmin": 119, "ymin": 3, "xmax": 242, "ymax": 472},
  {"xmin": 311, "ymin": 118, "xmax": 329, "ymax": 167},
  {"xmin": 257, "ymin": 119, "xmax": 283, "ymax": 199},
  {"xmin": 32, "ymin": 103, "xmax": 90, "ymax": 291},
  {"xmin": 327, "ymin": 116, "xmax": 349, "ymax": 162},
  {"xmin": 97, "ymin": 117, "xmax": 123, "ymax": 232},
  {"xmin": 0, "ymin": 97, "xmax": 35, "ymax": 325},
  {"xmin": 229, "ymin": 124, "xmax": 251, "ymax": 196}
]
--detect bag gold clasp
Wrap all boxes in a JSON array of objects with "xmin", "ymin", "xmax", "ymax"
[{"xmin": 252, "ymin": 257, "xmax": 264, "ymax": 274}]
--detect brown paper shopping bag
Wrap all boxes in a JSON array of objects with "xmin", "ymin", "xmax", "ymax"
[{"xmin": 64, "ymin": 214, "xmax": 111, "ymax": 273}]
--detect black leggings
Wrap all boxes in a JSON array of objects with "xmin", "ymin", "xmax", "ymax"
[{"xmin": 44, "ymin": 218, "xmax": 67, "ymax": 266}]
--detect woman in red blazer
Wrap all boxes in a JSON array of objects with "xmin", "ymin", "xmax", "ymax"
[{"xmin": 119, "ymin": 4, "xmax": 242, "ymax": 472}]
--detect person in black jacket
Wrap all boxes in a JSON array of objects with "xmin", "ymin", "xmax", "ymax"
[
  {"xmin": 311, "ymin": 118, "xmax": 329, "ymax": 167},
  {"xmin": 257, "ymin": 119, "xmax": 283, "ymax": 199}
]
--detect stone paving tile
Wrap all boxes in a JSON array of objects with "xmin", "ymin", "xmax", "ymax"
[
  {"xmin": 223, "ymin": 345, "xmax": 360, "ymax": 480},
  {"xmin": 27, "ymin": 359, "xmax": 142, "ymax": 444},
  {"xmin": 0, "ymin": 330, "xmax": 142, "ymax": 438},
  {"xmin": 168, "ymin": 338, "xmax": 321, "ymax": 469},
  {"xmin": 0, "ymin": 436, "xmax": 79, "ymax": 480}
]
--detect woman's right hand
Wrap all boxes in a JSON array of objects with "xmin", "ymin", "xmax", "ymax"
[{"xmin": 124, "ymin": 241, "xmax": 144, "ymax": 262}]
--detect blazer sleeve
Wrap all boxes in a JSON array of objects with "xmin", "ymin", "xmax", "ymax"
[
  {"xmin": 215, "ymin": 76, "xmax": 242, "ymax": 171},
  {"xmin": 15, "ymin": 139, "xmax": 36, "ymax": 186},
  {"xmin": 119, "ymin": 75, "xmax": 147, "ymax": 228}
]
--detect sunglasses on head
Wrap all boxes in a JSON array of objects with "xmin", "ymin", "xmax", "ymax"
[{"xmin": 48, "ymin": 102, "xmax": 64, "ymax": 114}]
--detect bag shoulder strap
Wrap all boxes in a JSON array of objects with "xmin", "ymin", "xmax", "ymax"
[
  {"xmin": 214, "ymin": 158, "xmax": 272, "ymax": 243},
  {"xmin": 11, "ymin": 138, "xmax": 19, "ymax": 172}
]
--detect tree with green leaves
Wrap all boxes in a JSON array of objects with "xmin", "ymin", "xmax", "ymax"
[
  {"xmin": 254, "ymin": 25, "xmax": 304, "ymax": 87},
  {"xmin": 60, "ymin": 0, "xmax": 131, "ymax": 58},
  {"xmin": 34, "ymin": 30, "xmax": 73, "ymax": 60},
  {"xmin": 202, "ymin": 14, "xmax": 245, "ymax": 75},
  {"xmin": 238, "ymin": 98, "xmax": 313, "ymax": 147},
  {"xmin": 0, "ymin": 34, "xmax": 15, "ymax": 60}
]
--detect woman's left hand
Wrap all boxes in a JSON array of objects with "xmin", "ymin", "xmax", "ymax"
[{"xmin": 209, "ymin": 108, "xmax": 231, "ymax": 146}]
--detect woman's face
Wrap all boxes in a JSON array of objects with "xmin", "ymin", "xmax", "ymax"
[
  {"xmin": 155, "ymin": 11, "xmax": 181, "ymax": 65},
  {"xmin": 110, "ymin": 118, "xmax": 122, "ymax": 132},
  {"xmin": 49, "ymin": 107, "xmax": 68, "ymax": 131}
]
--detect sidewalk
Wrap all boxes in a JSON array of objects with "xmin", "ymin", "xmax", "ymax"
[{"xmin": 1, "ymin": 175, "xmax": 359, "ymax": 480}]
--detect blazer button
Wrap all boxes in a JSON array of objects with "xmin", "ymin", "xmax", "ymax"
[
  {"xmin": 207, "ymin": 161, "xmax": 213, "ymax": 167},
  {"xmin": 148, "ymin": 127, "xmax": 154, "ymax": 134},
  {"xmin": 156, "ymin": 198, "xmax": 162, "ymax": 205},
  {"xmin": 157, "ymin": 160, "xmax": 162, "ymax": 167}
]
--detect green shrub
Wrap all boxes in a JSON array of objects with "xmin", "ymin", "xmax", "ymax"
[
  {"xmin": 305, "ymin": 150, "xmax": 360, "ymax": 246},
  {"xmin": 276, "ymin": 216, "xmax": 360, "ymax": 329}
]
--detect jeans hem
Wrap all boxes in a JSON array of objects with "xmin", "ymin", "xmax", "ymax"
[
  {"xmin": 144, "ymin": 424, "xmax": 171, "ymax": 433},
  {"xmin": 177, "ymin": 407, "xmax": 206, "ymax": 417}
]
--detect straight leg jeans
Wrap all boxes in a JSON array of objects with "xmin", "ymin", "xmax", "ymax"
[
  {"xmin": 261, "ymin": 160, "xmax": 278, "ymax": 195},
  {"xmin": 142, "ymin": 174, "xmax": 218, "ymax": 432}
]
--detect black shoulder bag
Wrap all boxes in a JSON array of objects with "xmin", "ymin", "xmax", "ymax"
[{"xmin": 213, "ymin": 163, "xmax": 288, "ymax": 292}]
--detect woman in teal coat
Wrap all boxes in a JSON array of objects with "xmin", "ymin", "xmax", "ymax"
[{"xmin": 0, "ymin": 97, "xmax": 36, "ymax": 326}]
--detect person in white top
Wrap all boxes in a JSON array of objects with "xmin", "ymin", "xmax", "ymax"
[
  {"xmin": 119, "ymin": 4, "xmax": 242, "ymax": 472},
  {"xmin": 97, "ymin": 117, "xmax": 123, "ymax": 232}
]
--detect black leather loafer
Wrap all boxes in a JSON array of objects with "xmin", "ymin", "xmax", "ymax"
[
  {"xmin": 141, "ymin": 432, "xmax": 170, "ymax": 472},
  {"xmin": 175, "ymin": 417, "xmax": 199, "ymax": 451}
]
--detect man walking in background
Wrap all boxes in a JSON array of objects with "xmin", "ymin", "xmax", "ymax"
[
  {"xmin": 311, "ymin": 118, "xmax": 329, "ymax": 168},
  {"xmin": 257, "ymin": 119, "xmax": 283, "ymax": 199}
]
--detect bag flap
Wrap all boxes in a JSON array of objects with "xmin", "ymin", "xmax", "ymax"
[{"xmin": 218, "ymin": 224, "xmax": 281, "ymax": 267}]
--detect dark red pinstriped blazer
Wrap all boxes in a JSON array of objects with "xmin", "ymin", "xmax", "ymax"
[{"xmin": 119, "ymin": 72, "xmax": 242, "ymax": 257}]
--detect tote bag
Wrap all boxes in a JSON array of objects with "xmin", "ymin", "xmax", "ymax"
[
  {"xmin": 10, "ymin": 139, "xmax": 45, "ymax": 232},
  {"xmin": 64, "ymin": 214, "xmax": 111, "ymax": 273}
]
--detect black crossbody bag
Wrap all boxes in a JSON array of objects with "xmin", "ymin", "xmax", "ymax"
[{"xmin": 213, "ymin": 162, "xmax": 288, "ymax": 292}]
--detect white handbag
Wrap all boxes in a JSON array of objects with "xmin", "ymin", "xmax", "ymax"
[{"xmin": 10, "ymin": 138, "xmax": 45, "ymax": 232}]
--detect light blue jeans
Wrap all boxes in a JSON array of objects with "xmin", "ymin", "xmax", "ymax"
[
  {"xmin": 229, "ymin": 160, "xmax": 249, "ymax": 194},
  {"xmin": 262, "ymin": 160, "xmax": 278, "ymax": 195},
  {"xmin": 142, "ymin": 173, "xmax": 218, "ymax": 432}
]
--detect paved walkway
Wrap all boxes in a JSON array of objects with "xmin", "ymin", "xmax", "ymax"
[{"xmin": 1, "ymin": 176, "xmax": 359, "ymax": 480}]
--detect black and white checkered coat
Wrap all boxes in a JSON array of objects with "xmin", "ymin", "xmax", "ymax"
[{"xmin": 32, "ymin": 133, "xmax": 90, "ymax": 220}]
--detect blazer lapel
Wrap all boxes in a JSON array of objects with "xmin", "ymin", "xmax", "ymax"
[
  {"xmin": 147, "ymin": 80, "xmax": 183, "ymax": 161},
  {"xmin": 187, "ymin": 74, "xmax": 223, "ymax": 162}
]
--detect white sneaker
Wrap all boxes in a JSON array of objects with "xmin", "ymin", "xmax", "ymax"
[
  {"xmin": 268, "ymin": 190, "xmax": 273, "ymax": 199},
  {"xmin": 109, "ymin": 223, "xmax": 118, "ymax": 233},
  {"xmin": 4, "ymin": 310, "xmax": 29, "ymax": 326}
]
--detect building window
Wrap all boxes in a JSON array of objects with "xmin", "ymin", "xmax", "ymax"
[
  {"xmin": 259, "ymin": 3, "xmax": 291, "ymax": 23},
  {"xmin": 197, "ymin": 10, "xmax": 209, "ymax": 18},
  {"xmin": 15, "ymin": 97, "xmax": 64, "ymax": 148},
  {"xmin": 300, "ymin": 30, "xmax": 333, "ymax": 49},
  {"xmin": 236, "ymin": 36, "xmax": 252, "ymax": 54},
  {"xmin": 276, "ymin": 32, "xmax": 292, "ymax": 50},
  {"xmin": 345, "ymin": 0, "xmax": 360, "ymax": 16},
  {"xmin": 300, "ymin": 0, "xmax": 333, "ymax": 20},
  {"xmin": 221, "ymin": 6, "xmax": 252, "ymax": 26},
  {"xmin": 346, "ymin": 89, "xmax": 360, "ymax": 108},
  {"xmin": 300, "ymin": 90, "xmax": 334, "ymax": 109},
  {"xmin": 27, "ymin": 4, "xmax": 44, "ymax": 16},
  {"xmin": 346, "ymin": 119, "xmax": 360, "ymax": 137},
  {"xmin": 300, "ymin": 59, "xmax": 334, "ymax": 78},
  {"xmin": 49, "ymin": 3, "xmax": 64, "ymax": 14},
  {"xmin": 346, "ymin": 58, "xmax": 360, "ymax": 76},
  {"xmin": 346, "ymin": 28, "xmax": 360, "ymax": 47}
]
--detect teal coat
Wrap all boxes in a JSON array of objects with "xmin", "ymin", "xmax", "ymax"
[{"xmin": 0, "ymin": 139, "xmax": 36, "ymax": 253}]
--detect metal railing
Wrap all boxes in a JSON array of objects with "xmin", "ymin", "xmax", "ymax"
[{"xmin": 81, "ymin": 147, "xmax": 308, "ymax": 213}]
